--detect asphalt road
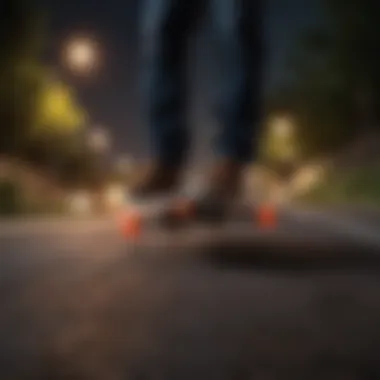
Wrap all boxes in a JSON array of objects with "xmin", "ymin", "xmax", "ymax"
[{"xmin": 1, "ymin": 209, "xmax": 380, "ymax": 380}]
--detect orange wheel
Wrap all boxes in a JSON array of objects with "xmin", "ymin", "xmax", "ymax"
[
  {"xmin": 121, "ymin": 210, "xmax": 143, "ymax": 239},
  {"xmin": 256, "ymin": 203, "xmax": 277, "ymax": 229}
]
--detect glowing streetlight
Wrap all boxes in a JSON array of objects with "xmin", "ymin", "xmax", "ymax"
[{"xmin": 62, "ymin": 35, "xmax": 101, "ymax": 76}]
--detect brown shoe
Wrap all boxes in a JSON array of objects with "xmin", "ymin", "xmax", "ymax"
[
  {"xmin": 190, "ymin": 159, "xmax": 245, "ymax": 222},
  {"xmin": 129, "ymin": 163, "xmax": 182, "ymax": 198},
  {"xmin": 204, "ymin": 159, "xmax": 244, "ymax": 200}
]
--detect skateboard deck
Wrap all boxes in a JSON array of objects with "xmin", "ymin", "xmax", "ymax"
[{"xmin": 117, "ymin": 194, "xmax": 277, "ymax": 240}]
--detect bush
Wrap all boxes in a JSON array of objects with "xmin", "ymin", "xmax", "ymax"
[
  {"xmin": 0, "ymin": 180, "xmax": 21, "ymax": 216},
  {"xmin": 299, "ymin": 167, "xmax": 380, "ymax": 205},
  {"xmin": 0, "ymin": 180, "xmax": 66, "ymax": 216},
  {"xmin": 22, "ymin": 199, "xmax": 66, "ymax": 216}
]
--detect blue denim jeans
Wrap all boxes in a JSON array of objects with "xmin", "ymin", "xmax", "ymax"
[{"xmin": 140, "ymin": 0, "xmax": 263, "ymax": 166}]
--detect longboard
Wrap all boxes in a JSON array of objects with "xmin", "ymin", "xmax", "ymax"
[{"xmin": 117, "ymin": 194, "xmax": 277, "ymax": 240}]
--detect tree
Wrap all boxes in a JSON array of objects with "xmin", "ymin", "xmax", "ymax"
[
  {"xmin": 323, "ymin": 0, "xmax": 380, "ymax": 128},
  {"xmin": 9, "ymin": 70, "xmax": 89, "ymax": 181},
  {"xmin": 0, "ymin": 0, "xmax": 104, "ymax": 191},
  {"xmin": 269, "ymin": 0, "xmax": 380, "ymax": 159},
  {"xmin": 0, "ymin": 0, "xmax": 46, "ymax": 154},
  {"xmin": 33, "ymin": 76, "xmax": 87, "ymax": 138},
  {"xmin": 0, "ymin": 0, "xmax": 45, "ymax": 67}
]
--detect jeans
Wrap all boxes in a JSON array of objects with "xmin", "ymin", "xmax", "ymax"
[{"xmin": 140, "ymin": 0, "xmax": 263, "ymax": 166}]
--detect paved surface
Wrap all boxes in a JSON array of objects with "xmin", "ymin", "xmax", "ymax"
[
  {"xmin": 1, "ymin": 210, "xmax": 380, "ymax": 379},
  {"xmin": 294, "ymin": 203, "xmax": 380, "ymax": 228}
]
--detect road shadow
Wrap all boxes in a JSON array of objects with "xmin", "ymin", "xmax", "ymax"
[{"xmin": 199, "ymin": 239, "xmax": 380, "ymax": 272}]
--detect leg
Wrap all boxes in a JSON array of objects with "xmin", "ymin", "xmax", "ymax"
[
  {"xmin": 131, "ymin": 0, "xmax": 200, "ymax": 197},
  {"xmin": 197, "ymin": 0, "xmax": 263, "ymax": 201},
  {"xmin": 211, "ymin": 0, "xmax": 263, "ymax": 164},
  {"xmin": 140, "ymin": 0, "xmax": 199, "ymax": 167}
]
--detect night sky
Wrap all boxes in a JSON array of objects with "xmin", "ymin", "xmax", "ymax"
[{"xmin": 38, "ymin": 0, "xmax": 321, "ymax": 162}]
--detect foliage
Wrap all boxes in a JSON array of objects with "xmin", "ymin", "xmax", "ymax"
[
  {"xmin": 0, "ymin": 0, "xmax": 46, "ymax": 153},
  {"xmin": 33, "ymin": 77, "xmax": 87, "ymax": 137},
  {"xmin": 269, "ymin": 0, "xmax": 380, "ymax": 159},
  {"xmin": 299, "ymin": 167, "xmax": 380, "ymax": 205},
  {"xmin": 0, "ymin": 0, "xmax": 96, "ymax": 190},
  {"xmin": 0, "ymin": 180, "xmax": 21, "ymax": 215}
]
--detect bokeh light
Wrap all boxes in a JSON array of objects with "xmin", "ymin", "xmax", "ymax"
[
  {"xmin": 87, "ymin": 127, "xmax": 111, "ymax": 153},
  {"xmin": 62, "ymin": 35, "xmax": 101, "ymax": 76}
]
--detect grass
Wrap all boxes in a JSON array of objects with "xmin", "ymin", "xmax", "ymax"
[{"xmin": 298, "ymin": 167, "xmax": 380, "ymax": 206}]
